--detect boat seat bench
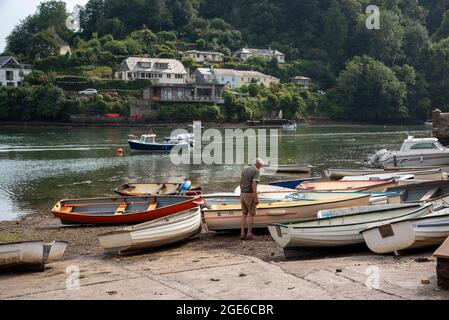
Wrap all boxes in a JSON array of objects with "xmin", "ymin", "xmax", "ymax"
[
  {"xmin": 420, "ymin": 187, "xmax": 440, "ymax": 202},
  {"xmin": 115, "ymin": 203, "xmax": 128, "ymax": 215}
]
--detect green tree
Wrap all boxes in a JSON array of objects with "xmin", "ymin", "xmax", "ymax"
[{"xmin": 332, "ymin": 55, "xmax": 407, "ymax": 122}]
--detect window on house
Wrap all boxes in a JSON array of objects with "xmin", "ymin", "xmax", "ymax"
[
  {"xmin": 6, "ymin": 71, "xmax": 14, "ymax": 81},
  {"xmin": 175, "ymin": 74, "xmax": 183, "ymax": 79},
  {"xmin": 127, "ymin": 72, "xmax": 132, "ymax": 78},
  {"xmin": 159, "ymin": 74, "xmax": 163, "ymax": 78},
  {"xmin": 139, "ymin": 62, "xmax": 151, "ymax": 68},
  {"xmin": 167, "ymin": 74, "xmax": 171, "ymax": 79},
  {"xmin": 7, "ymin": 82, "xmax": 15, "ymax": 87}
]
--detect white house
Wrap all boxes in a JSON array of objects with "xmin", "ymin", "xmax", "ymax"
[
  {"xmin": 182, "ymin": 50, "xmax": 224, "ymax": 64},
  {"xmin": 115, "ymin": 57, "xmax": 189, "ymax": 84},
  {"xmin": 0, "ymin": 56, "xmax": 32, "ymax": 87},
  {"xmin": 290, "ymin": 76, "xmax": 312, "ymax": 88},
  {"xmin": 233, "ymin": 48, "xmax": 286, "ymax": 64},
  {"xmin": 193, "ymin": 67, "xmax": 280, "ymax": 89}
]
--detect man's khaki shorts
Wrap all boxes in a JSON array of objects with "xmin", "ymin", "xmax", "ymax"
[{"xmin": 241, "ymin": 193, "xmax": 257, "ymax": 216}]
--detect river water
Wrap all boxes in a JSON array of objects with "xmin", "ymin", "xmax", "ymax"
[{"xmin": 0, "ymin": 124, "xmax": 431, "ymax": 221}]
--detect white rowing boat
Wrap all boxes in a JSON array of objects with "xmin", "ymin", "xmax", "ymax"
[
  {"xmin": 268, "ymin": 203, "xmax": 432, "ymax": 250},
  {"xmin": 361, "ymin": 208, "xmax": 449, "ymax": 254},
  {"xmin": 0, "ymin": 241, "xmax": 68, "ymax": 272},
  {"xmin": 203, "ymin": 192, "xmax": 371, "ymax": 231},
  {"xmin": 98, "ymin": 207, "xmax": 202, "ymax": 255},
  {"xmin": 297, "ymin": 180, "xmax": 397, "ymax": 192}
]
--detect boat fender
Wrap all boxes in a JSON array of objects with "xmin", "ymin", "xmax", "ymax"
[{"xmin": 180, "ymin": 180, "xmax": 192, "ymax": 191}]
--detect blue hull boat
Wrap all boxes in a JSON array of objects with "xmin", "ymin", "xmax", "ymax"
[{"xmin": 269, "ymin": 177, "xmax": 321, "ymax": 189}]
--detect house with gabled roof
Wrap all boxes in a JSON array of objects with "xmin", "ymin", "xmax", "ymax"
[
  {"xmin": 115, "ymin": 57, "xmax": 189, "ymax": 85},
  {"xmin": 0, "ymin": 56, "xmax": 32, "ymax": 87},
  {"xmin": 233, "ymin": 48, "xmax": 286, "ymax": 64}
]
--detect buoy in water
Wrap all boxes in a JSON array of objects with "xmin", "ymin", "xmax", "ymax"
[{"xmin": 117, "ymin": 148, "xmax": 124, "ymax": 156}]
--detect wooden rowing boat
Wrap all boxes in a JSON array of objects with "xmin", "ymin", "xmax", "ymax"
[
  {"xmin": 325, "ymin": 167, "xmax": 446, "ymax": 180},
  {"xmin": 234, "ymin": 184, "xmax": 296, "ymax": 199},
  {"xmin": 264, "ymin": 164, "xmax": 312, "ymax": 173},
  {"xmin": 361, "ymin": 209, "xmax": 449, "ymax": 254},
  {"xmin": 52, "ymin": 195, "xmax": 201, "ymax": 225},
  {"xmin": 98, "ymin": 207, "xmax": 202, "ymax": 255},
  {"xmin": 202, "ymin": 192, "xmax": 371, "ymax": 231},
  {"xmin": 268, "ymin": 203, "xmax": 432, "ymax": 250},
  {"xmin": 269, "ymin": 177, "xmax": 321, "ymax": 189},
  {"xmin": 297, "ymin": 180, "xmax": 397, "ymax": 192},
  {"xmin": 386, "ymin": 180, "xmax": 449, "ymax": 203},
  {"xmin": 340, "ymin": 169, "xmax": 445, "ymax": 182},
  {"xmin": 0, "ymin": 241, "xmax": 68, "ymax": 272},
  {"xmin": 115, "ymin": 182, "xmax": 202, "ymax": 196}
]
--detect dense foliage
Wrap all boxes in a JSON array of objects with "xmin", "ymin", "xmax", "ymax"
[{"xmin": 4, "ymin": 0, "xmax": 449, "ymax": 123}]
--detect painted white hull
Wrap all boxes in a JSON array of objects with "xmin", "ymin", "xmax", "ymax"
[
  {"xmin": 379, "ymin": 153, "xmax": 449, "ymax": 168},
  {"xmin": 326, "ymin": 168, "xmax": 446, "ymax": 180},
  {"xmin": 0, "ymin": 241, "xmax": 67, "ymax": 272},
  {"xmin": 98, "ymin": 207, "xmax": 202, "ymax": 255},
  {"xmin": 268, "ymin": 204, "xmax": 432, "ymax": 249},
  {"xmin": 203, "ymin": 194, "xmax": 371, "ymax": 231},
  {"xmin": 362, "ymin": 211, "xmax": 449, "ymax": 254}
]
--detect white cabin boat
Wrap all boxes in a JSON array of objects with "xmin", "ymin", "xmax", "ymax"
[{"xmin": 366, "ymin": 136, "xmax": 449, "ymax": 168}]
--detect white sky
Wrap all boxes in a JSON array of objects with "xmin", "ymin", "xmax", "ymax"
[{"xmin": 0, "ymin": 0, "xmax": 88, "ymax": 52}]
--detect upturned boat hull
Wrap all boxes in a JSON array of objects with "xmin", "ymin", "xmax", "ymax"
[
  {"xmin": 203, "ymin": 193, "xmax": 371, "ymax": 231},
  {"xmin": 98, "ymin": 207, "xmax": 202, "ymax": 255}
]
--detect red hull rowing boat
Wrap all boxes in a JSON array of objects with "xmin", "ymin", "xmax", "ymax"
[{"xmin": 52, "ymin": 195, "xmax": 202, "ymax": 225}]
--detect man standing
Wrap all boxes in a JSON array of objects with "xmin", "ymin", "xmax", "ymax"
[{"xmin": 239, "ymin": 158, "xmax": 265, "ymax": 240}]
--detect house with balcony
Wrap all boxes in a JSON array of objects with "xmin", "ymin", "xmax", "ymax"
[
  {"xmin": 193, "ymin": 67, "xmax": 280, "ymax": 89},
  {"xmin": 233, "ymin": 48, "xmax": 286, "ymax": 64},
  {"xmin": 115, "ymin": 57, "xmax": 189, "ymax": 84},
  {"xmin": 0, "ymin": 56, "xmax": 32, "ymax": 87},
  {"xmin": 182, "ymin": 50, "xmax": 224, "ymax": 64},
  {"xmin": 290, "ymin": 76, "xmax": 313, "ymax": 89}
]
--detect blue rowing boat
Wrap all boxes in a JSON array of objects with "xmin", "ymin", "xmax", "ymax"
[{"xmin": 269, "ymin": 177, "xmax": 321, "ymax": 189}]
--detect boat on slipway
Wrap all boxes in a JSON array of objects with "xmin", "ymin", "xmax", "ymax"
[
  {"xmin": 325, "ymin": 167, "xmax": 447, "ymax": 180},
  {"xmin": 0, "ymin": 241, "xmax": 68, "ymax": 272},
  {"xmin": 52, "ymin": 195, "xmax": 201, "ymax": 225},
  {"xmin": 202, "ymin": 192, "xmax": 371, "ymax": 231},
  {"xmin": 269, "ymin": 177, "xmax": 321, "ymax": 189},
  {"xmin": 268, "ymin": 203, "xmax": 432, "ymax": 250},
  {"xmin": 386, "ymin": 180, "xmax": 449, "ymax": 203},
  {"xmin": 297, "ymin": 180, "xmax": 397, "ymax": 193},
  {"xmin": 115, "ymin": 181, "xmax": 202, "ymax": 196},
  {"xmin": 362, "ymin": 208, "xmax": 449, "ymax": 254},
  {"xmin": 98, "ymin": 207, "xmax": 202, "ymax": 255}
]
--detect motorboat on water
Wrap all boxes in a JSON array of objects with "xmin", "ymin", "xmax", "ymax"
[
  {"xmin": 128, "ymin": 134, "xmax": 190, "ymax": 152},
  {"xmin": 366, "ymin": 136, "xmax": 449, "ymax": 168}
]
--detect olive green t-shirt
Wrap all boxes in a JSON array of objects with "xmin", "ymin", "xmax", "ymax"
[{"xmin": 241, "ymin": 166, "xmax": 260, "ymax": 193}]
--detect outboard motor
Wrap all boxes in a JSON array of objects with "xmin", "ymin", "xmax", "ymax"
[{"xmin": 366, "ymin": 149, "xmax": 389, "ymax": 167}]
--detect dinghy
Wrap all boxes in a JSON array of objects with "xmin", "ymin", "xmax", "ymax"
[
  {"xmin": 340, "ymin": 169, "xmax": 445, "ymax": 182},
  {"xmin": 361, "ymin": 209, "xmax": 449, "ymax": 254},
  {"xmin": 325, "ymin": 167, "xmax": 446, "ymax": 180},
  {"xmin": 203, "ymin": 192, "xmax": 371, "ymax": 231},
  {"xmin": 234, "ymin": 184, "xmax": 297, "ymax": 199},
  {"xmin": 297, "ymin": 180, "xmax": 397, "ymax": 192},
  {"xmin": 268, "ymin": 203, "xmax": 432, "ymax": 250},
  {"xmin": 98, "ymin": 207, "xmax": 202, "ymax": 255},
  {"xmin": 264, "ymin": 164, "xmax": 312, "ymax": 173},
  {"xmin": 269, "ymin": 177, "xmax": 321, "ymax": 189},
  {"xmin": 386, "ymin": 180, "xmax": 449, "ymax": 203},
  {"xmin": 115, "ymin": 181, "xmax": 202, "ymax": 196},
  {"xmin": 0, "ymin": 241, "xmax": 67, "ymax": 272},
  {"xmin": 52, "ymin": 195, "xmax": 201, "ymax": 225}
]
